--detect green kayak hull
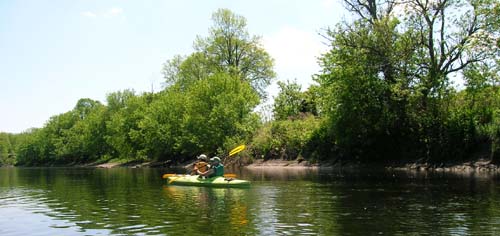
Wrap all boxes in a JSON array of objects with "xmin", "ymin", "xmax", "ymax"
[{"xmin": 166, "ymin": 175, "xmax": 250, "ymax": 188}]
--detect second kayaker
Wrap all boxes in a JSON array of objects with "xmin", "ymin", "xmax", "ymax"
[{"xmin": 199, "ymin": 156, "xmax": 224, "ymax": 178}]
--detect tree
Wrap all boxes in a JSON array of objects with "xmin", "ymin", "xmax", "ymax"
[
  {"xmin": 462, "ymin": 60, "xmax": 500, "ymax": 163},
  {"xmin": 138, "ymin": 73, "xmax": 260, "ymax": 160},
  {"xmin": 162, "ymin": 9, "xmax": 276, "ymax": 98},
  {"xmin": 0, "ymin": 133, "xmax": 12, "ymax": 165},
  {"xmin": 317, "ymin": 13, "xmax": 414, "ymax": 160},
  {"xmin": 273, "ymin": 80, "xmax": 304, "ymax": 120},
  {"xmin": 316, "ymin": 0, "xmax": 500, "ymax": 161},
  {"xmin": 402, "ymin": 0, "xmax": 500, "ymax": 106},
  {"xmin": 105, "ymin": 91, "xmax": 151, "ymax": 160}
]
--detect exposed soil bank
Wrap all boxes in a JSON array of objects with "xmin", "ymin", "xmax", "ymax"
[
  {"xmin": 390, "ymin": 159, "xmax": 499, "ymax": 172},
  {"xmin": 52, "ymin": 156, "xmax": 500, "ymax": 174},
  {"xmin": 92, "ymin": 160, "xmax": 173, "ymax": 168},
  {"xmin": 246, "ymin": 159, "xmax": 322, "ymax": 168},
  {"xmin": 243, "ymin": 158, "xmax": 500, "ymax": 174}
]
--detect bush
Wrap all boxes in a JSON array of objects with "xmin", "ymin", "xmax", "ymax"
[{"xmin": 250, "ymin": 114, "xmax": 322, "ymax": 160}]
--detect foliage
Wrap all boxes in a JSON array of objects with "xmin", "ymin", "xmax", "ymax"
[
  {"xmin": 273, "ymin": 80, "xmax": 321, "ymax": 120},
  {"xmin": 250, "ymin": 115, "xmax": 322, "ymax": 160},
  {"xmin": 162, "ymin": 8, "xmax": 275, "ymax": 98},
  {"xmin": 11, "ymin": 10, "xmax": 267, "ymax": 166},
  {"xmin": 137, "ymin": 73, "xmax": 260, "ymax": 161},
  {"xmin": 105, "ymin": 91, "xmax": 151, "ymax": 161},
  {"xmin": 273, "ymin": 80, "xmax": 304, "ymax": 120},
  {"xmin": 314, "ymin": 0, "xmax": 500, "ymax": 163},
  {"xmin": 317, "ymin": 16, "xmax": 413, "ymax": 161},
  {"xmin": 0, "ymin": 132, "xmax": 15, "ymax": 165},
  {"xmin": 6, "ymin": 5, "xmax": 500, "ymax": 166}
]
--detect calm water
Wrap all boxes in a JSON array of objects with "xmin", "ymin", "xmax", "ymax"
[{"xmin": 1, "ymin": 167, "xmax": 500, "ymax": 235}]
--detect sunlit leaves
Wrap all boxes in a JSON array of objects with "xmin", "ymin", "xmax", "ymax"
[{"xmin": 162, "ymin": 9, "xmax": 275, "ymax": 99}]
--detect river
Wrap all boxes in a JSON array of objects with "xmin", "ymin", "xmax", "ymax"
[{"xmin": 1, "ymin": 167, "xmax": 500, "ymax": 235}]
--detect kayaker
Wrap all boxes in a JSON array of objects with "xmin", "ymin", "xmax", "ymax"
[
  {"xmin": 191, "ymin": 154, "xmax": 209, "ymax": 175},
  {"xmin": 199, "ymin": 156, "xmax": 224, "ymax": 178}
]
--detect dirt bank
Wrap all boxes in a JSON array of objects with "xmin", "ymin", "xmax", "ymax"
[
  {"xmin": 88, "ymin": 157, "xmax": 500, "ymax": 174},
  {"xmin": 92, "ymin": 160, "xmax": 173, "ymax": 168},
  {"xmin": 244, "ymin": 158, "xmax": 500, "ymax": 174},
  {"xmin": 390, "ymin": 159, "xmax": 499, "ymax": 172},
  {"xmin": 246, "ymin": 159, "xmax": 322, "ymax": 168}
]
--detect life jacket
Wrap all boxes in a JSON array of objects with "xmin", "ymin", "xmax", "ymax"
[
  {"xmin": 194, "ymin": 161, "xmax": 209, "ymax": 173},
  {"xmin": 212, "ymin": 164, "xmax": 224, "ymax": 177}
]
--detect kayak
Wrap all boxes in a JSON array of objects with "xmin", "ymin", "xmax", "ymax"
[{"xmin": 165, "ymin": 175, "xmax": 250, "ymax": 188}]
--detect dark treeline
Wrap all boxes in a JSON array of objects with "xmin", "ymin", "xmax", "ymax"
[{"xmin": 2, "ymin": 1, "xmax": 500, "ymax": 166}]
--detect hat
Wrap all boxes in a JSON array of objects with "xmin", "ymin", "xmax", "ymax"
[
  {"xmin": 197, "ymin": 154, "xmax": 208, "ymax": 161},
  {"xmin": 210, "ymin": 156, "xmax": 221, "ymax": 163}
]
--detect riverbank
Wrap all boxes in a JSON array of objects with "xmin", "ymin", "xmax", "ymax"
[
  {"xmin": 88, "ymin": 157, "xmax": 500, "ymax": 174},
  {"xmin": 92, "ymin": 160, "xmax": 173, "ymax": 168},
  {"xmin": 391, "ymin": 159, "xmax": 499, "ymax": 172},
  {"xmin": 89, "ymin": 159, "xmax": 321, "ymax": 169}
]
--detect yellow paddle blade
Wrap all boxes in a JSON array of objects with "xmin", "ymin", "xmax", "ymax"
[
  {"xmin": 229, "ymin": 145, "xmax": 245, "ymax": 157},
  {"xmin": 223, "ymin": 173, "xmax": 237, "ymax": 178},
  {"xmin": 168, "ymin": 176, "xmax": 180, "ymax": 184},
  {"xmin": 162, "ymin": 173, "xmax": 176, "ymax": 179}
]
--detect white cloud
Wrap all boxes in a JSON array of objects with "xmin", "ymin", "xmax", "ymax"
[
  {"xmin": 105, "ymin": 7, "xmax": 124, "ymax": 18},
  {"xmin": 81, "ymin": 7, "xmax": 123, "ymax": 19},
  {"xmin": 81, "ymin": 11, "xmax": 97, "ymax": 18},
  {"xmin": 262, "ymin": 26, "xmax": 330, "ymax": 103},
  {"xmin": 263, "ymin": 26, "xmax": 328, "ymax": 78}
]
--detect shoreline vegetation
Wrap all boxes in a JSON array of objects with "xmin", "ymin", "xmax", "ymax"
[{"xmin": 1, "ymin": 5, "xmax": 500, "ymax": 171}]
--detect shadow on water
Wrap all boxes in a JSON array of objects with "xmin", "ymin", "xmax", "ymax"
[{"xmin": 1, "ymin": 167, "xmax": 500, "ymax": 235}]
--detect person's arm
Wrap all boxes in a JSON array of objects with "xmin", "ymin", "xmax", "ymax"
[{"xmin": 198, "ymin": 168, "xmax": 214, "ymax": 177}]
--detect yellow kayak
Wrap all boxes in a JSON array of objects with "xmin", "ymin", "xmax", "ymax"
[{"xmin": 165, "ymin": 175, "xmax": 250, "ymax": 188}]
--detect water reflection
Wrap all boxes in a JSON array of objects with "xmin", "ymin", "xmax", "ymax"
[
  {"xmin": 1, "ymin": 167, "xmax": 500, "ymax": 235},
  {"xmin": 161, "ymin": 186, "xmax": 254, "ymax": 234},
  {"xmin": 242, "ymin": 166, "xmax": 320, "ymax": 181}
]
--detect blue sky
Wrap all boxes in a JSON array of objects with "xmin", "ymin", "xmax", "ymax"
[{"xmin": 0, "ymin": 0, "xmax": 346, "ymax": 133}]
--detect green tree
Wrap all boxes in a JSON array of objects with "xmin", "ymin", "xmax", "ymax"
[
  {"xmin": 0, "ymin": 133, "xmax": 12, "ymax": 165},
  {"xmin": 273, "ymin": 80, "xmax": 303, "ymax": 120},
  {"xmin": 138, "ymin": 73, "xmax": 260, "ymax": 161},
  {"xmin": 105, "ymin": 91, "xmax": 151, "ymax": 161},
  {"xmin": 162, "ymin": 8, "xmax": 276, "ymax": 98},
  {"xmin": 251, "ymin": 115, "xmax": 322, "ymax": 161},
  {"xmin": 403, "ymin": 0, "xmax": 499, "ymax": 110},
  {"xmin": 462, "ymin": 61, "xmax": 500, "ymax": 163},
  {"xmin": 181, "ymin": 73, "xmax": 260, "ymax": 153},
  {"xmin": 317, "ymin": 16, "xmax": 414, "ymax": 160},
  {"xmin": 134, "ymin": 89, "xmax": 186, "ymax": 161},
  {"xmin": 64, "ymin": 99, "xmax": 108, "ymax": 163},
  {"xmin": 315, "ymin": 0, "xmax": 500, "ymax": 162}
]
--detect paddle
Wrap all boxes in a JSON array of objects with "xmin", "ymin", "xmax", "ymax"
[
  {"xmin": 162, "ymin": 173, "xmax": 178, "ymax": 179},
  {"xmin": 161, "ymin": 145, "xmax": 245, "ymax": 180},
  {"xmin": 162, "ymin": 173, "xmax": 238, "ymax": 179},
  {"xmin": 224, "ymin": 144, "xmax": 245, "ymax": 165},
  {"xmin": 223, "ymin": 145, "xmax": 245, "ymax": 177},
  {"xmin": 228, "ymin": 144, "xmax": 245, "ymax": 157}
]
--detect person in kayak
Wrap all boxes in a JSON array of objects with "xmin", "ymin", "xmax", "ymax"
[
  {"xmin": 199, "ymin": 156, "xmax": 224, "ymax": 178},
  {"xmin": 191, "ymin": 154, "xmax": 209, "ymax": 175}
]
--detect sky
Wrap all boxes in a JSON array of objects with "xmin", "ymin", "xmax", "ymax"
[{"xmin": 0, "ymin": 0, "xmax": 346, "ymax": 133}]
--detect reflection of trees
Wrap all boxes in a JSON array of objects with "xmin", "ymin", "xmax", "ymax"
[
  {"xmin": 0, "ymin": 168, "xmax": 258, "ymax": 235},
  {"xmin": 332, "ymin": 170, "xmax": 500, "ymax": 235},
  {"xmin": 242, "ymin": 167, "xmax": 320, "ymax": 181},
  {"xmin": 162, "ymin": 186, "xmax": 256, "ymax": 235},
  {"xmin": 248, "ymin": 181, "xmax": 341, "ymax": 235},
  {"xmin": 2, "ymin": 167, "xmax": 500, "ymax": 235}
]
